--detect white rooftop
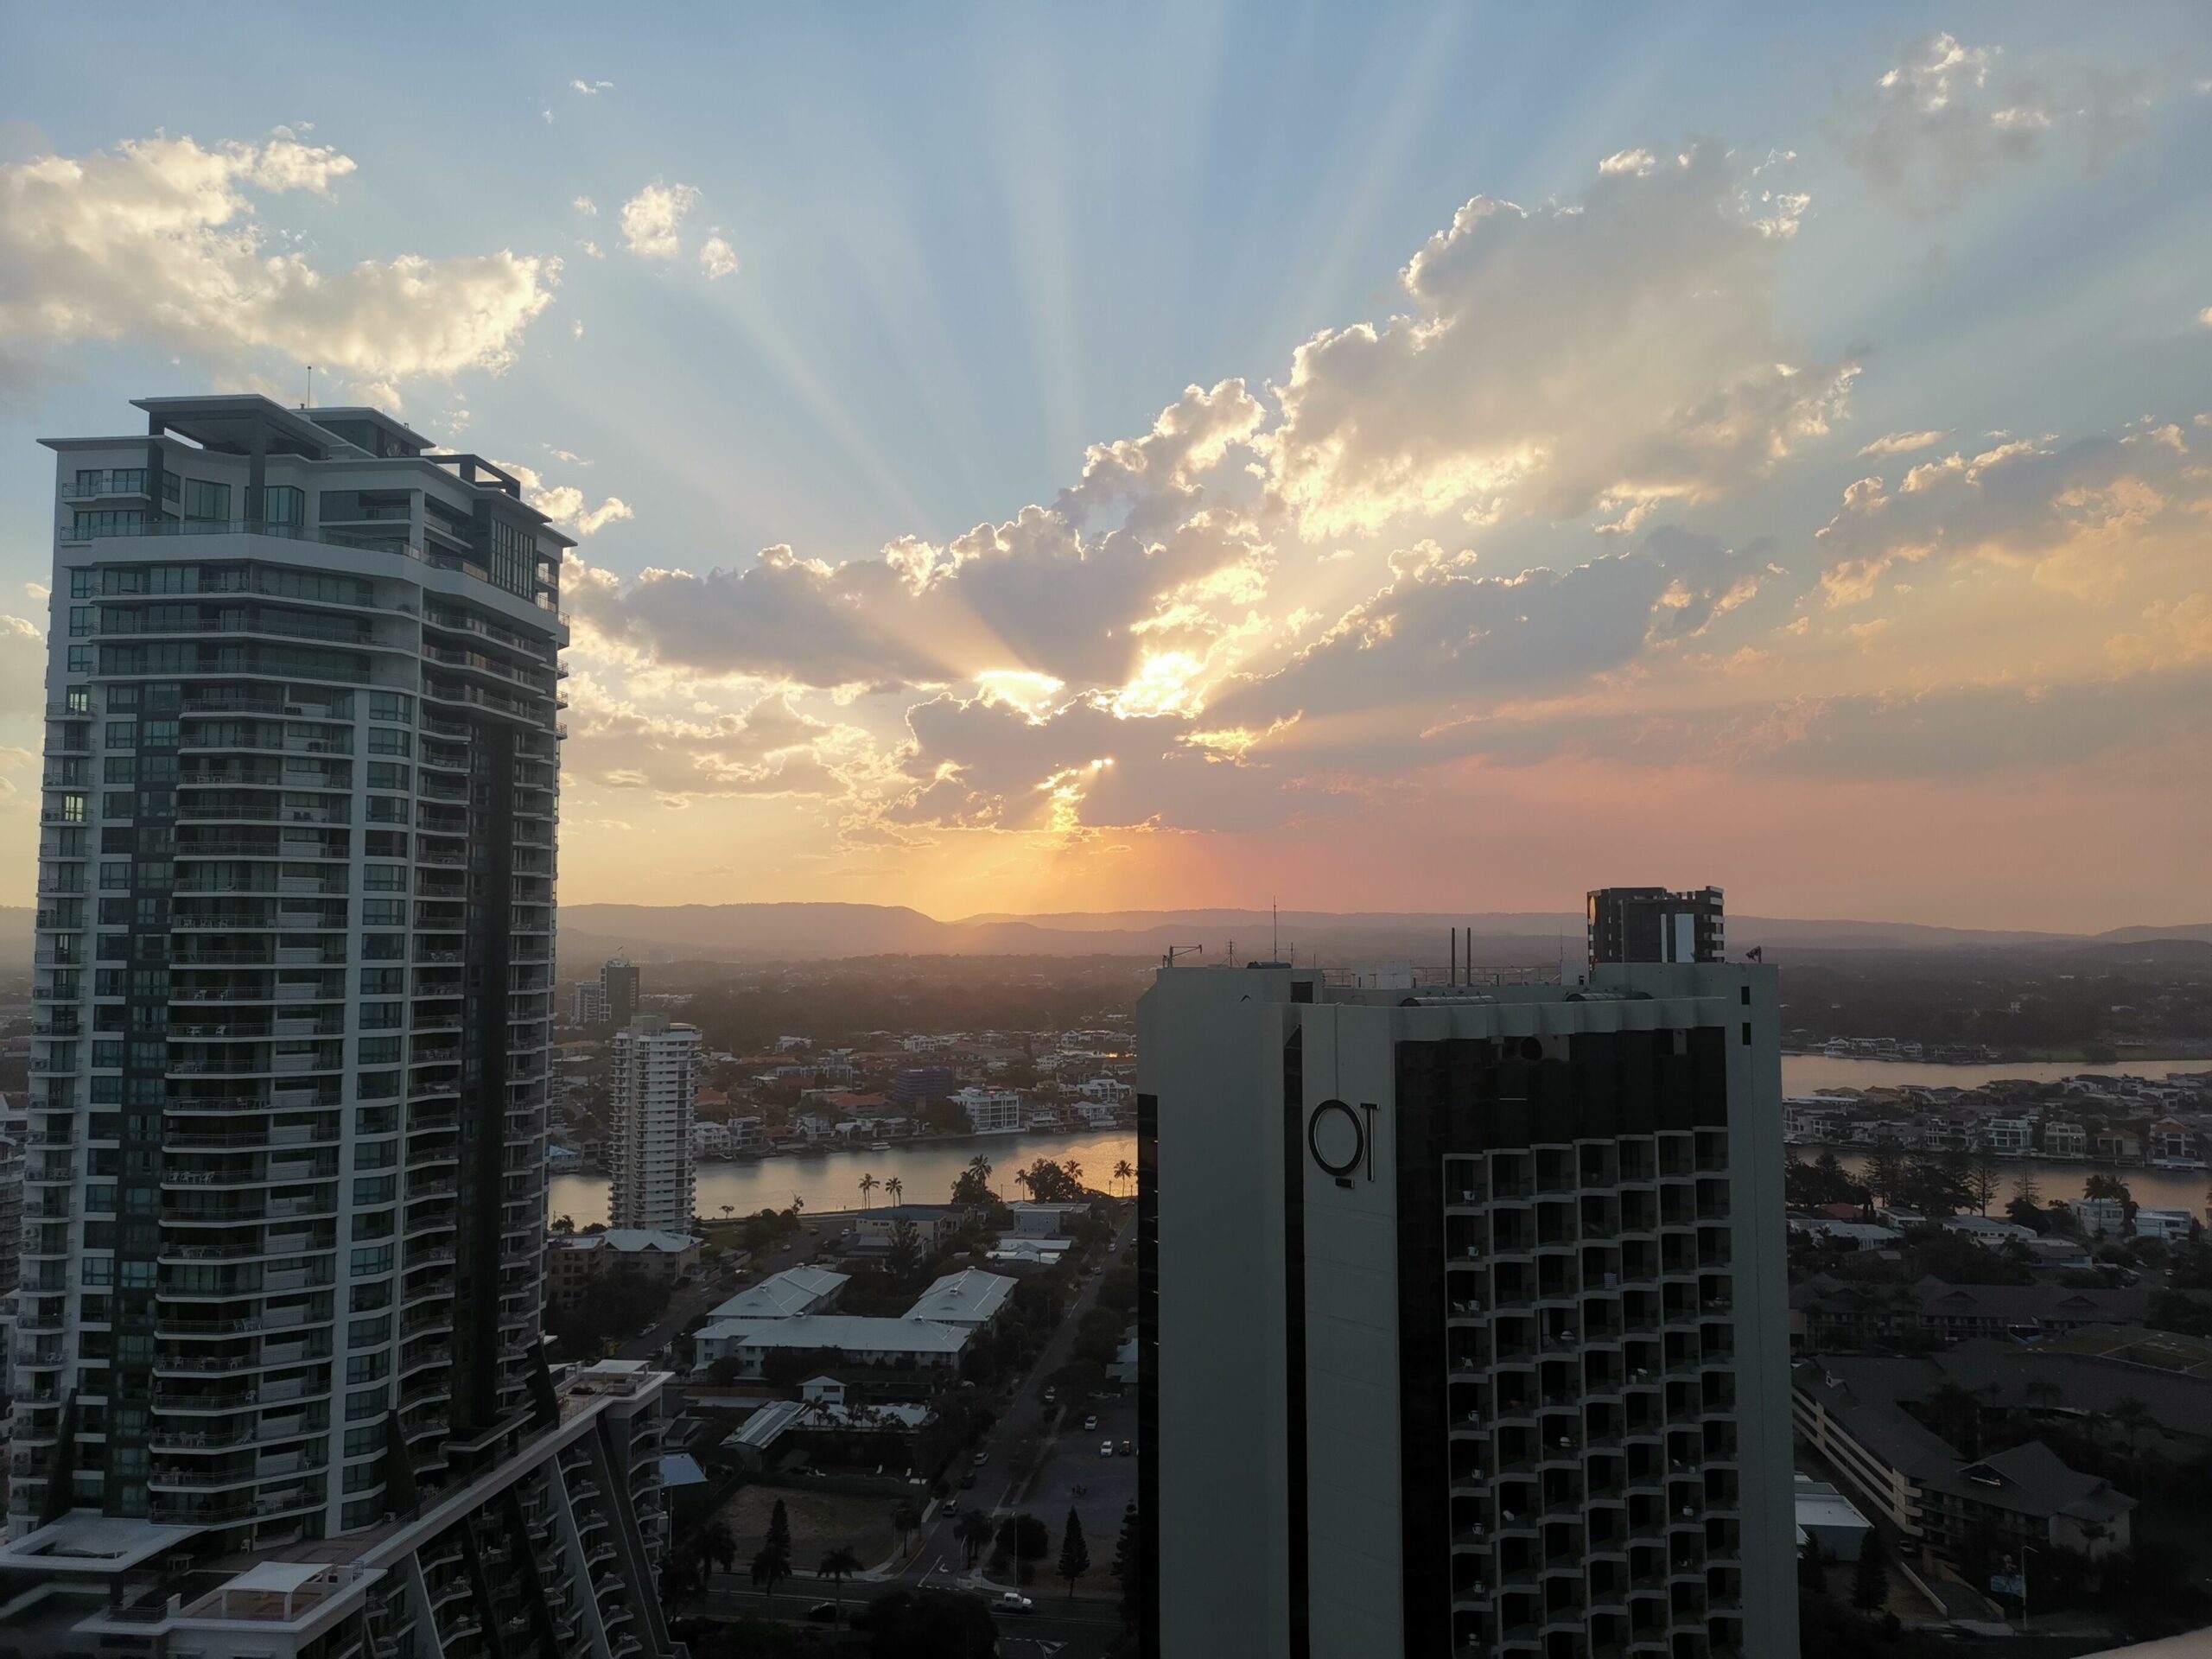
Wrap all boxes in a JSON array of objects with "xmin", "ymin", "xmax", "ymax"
[
  {"xmin": 906, "ymin": 1268, "xmax": 1016, "ymax": 1326},
  {"xmin": 709, "ymin": 1265, "xmax": 849, "ymax": 1321},
  {"xmin": 0, "ymin": 1512, "xmax": 204, "ymax": 1575},
  {"xmin": 594, "ymin": 1228, "xmax": 701, "ymax": 1254}
]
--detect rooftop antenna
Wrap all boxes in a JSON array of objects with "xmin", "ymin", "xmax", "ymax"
[
  {"xmin": 1272, "ymin": 899, "xmax": 1280, "ymax": 962},
  {"xmin": 1451, "ymin": 926, "xmax": 1459, "ymax": 987},
  {"xmin": 302, "ymin": 365, "xmax": 314, "ymax": 409},
  {"xmin": 1163, "ymin": 944, "xmax": 1205, "ymax": 969}
]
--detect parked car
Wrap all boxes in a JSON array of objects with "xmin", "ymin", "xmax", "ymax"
[
  {"xmin": 1100, "ymin": 1440, "xmax": 1116, "ymax": 1457},
  {"xmin": 972, "ymin": 1450, "xmax": 989, "ymax": 1467},
  {"xmin": 1083, "ymin": 1414, "xmax": 1098, "ymax": 1431},
  {"xmin": 994, "ymin": 1592, "xmax": 1034, "ymax": 1615},
  {"xmin": 1042, "ymin": 1387, "xmax": 1056, "ymax": 1403},
  {"xmin": 958, "ymin": 1472, "xmax": 977, "ymax": 1490},
  {"xmin": 806, "ymin": 1602, "xmax": 838, "ymax": 1623},
  {"xmin": 1120, "ymin": 1439, "xmax": 1134, "ymax": 1456}
]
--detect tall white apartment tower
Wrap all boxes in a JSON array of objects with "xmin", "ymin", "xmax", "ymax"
[
  {"xmin": 1135, "ymin": 956, "xmax": 1798, "ymax": 1659},
  {"xmin": 608, "ymin": 1017, "xmax": 700, "ymax": 1234},
  {"xmin": 4, "ymin": 397, "xmax": 677, "ymax": 1659}
]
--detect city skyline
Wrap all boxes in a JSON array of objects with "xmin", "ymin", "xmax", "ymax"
[{"xmin": 3, "ymin": 4, "xmax": 2210, "ymax": 932}]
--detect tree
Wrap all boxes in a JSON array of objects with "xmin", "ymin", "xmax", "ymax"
[
  {"xmin": 1967, "ymin": 1151, "xmax": 2001, "ymax": 1216},
  {"xmin": 749, "ymin": 1545, "xmax": 791, "ymax": 1613},
  {"xmin": 1851, "ymin": 1531, "xmax": 1890, "ymax": 1612},
  {"xmin": 956, "ymin": 1510, "xmax": 995, "ymax": 1567},
  {"xmin": 697, "ymin": 1519, "xmax": 738, "ymax": 1580},
  {"xmin": 891, "ymin": 1500, "xmax": 921, "ymax": 1559},
  {"xmin": 885, "ymin": 1176, "xmax": 905, "ymax": 1206},
  {"xmin": 551, "ymin": 1214, "xmax": 575, "ymax": 1235},
  {"xmin": 2014, "ymin": 1165, "xmax": 2041, "ymax": 1209},
  {"xmin": 766, "ymin": 1497, "xmax": 792, "ymax": 1561},
  {"xmin": 887, "ymin": 1218, "xmax": 924, "ymax": 1285},
  {"xmin": 859, "ymin": 1172, "xmax": 879, "ymax": 1211},
  {"xmin": 1111, "ymin": 1503, "xmax": 1147, "ymax": 1634},
  {"xmin": 1057, "ymin": 1509, "xmax": 1090, "ymax": 1598},
  {"xmin": 1798, "ymin": 1533, "xmax": 1827, "ymax": 1596},
  {"xmin": 1865, "ymin": 1147, "xmax": 1906, "ymax": 1205},
  {"xmin": 1113, "ymin": 1159, "xmax": 1134, "ymax": 1198},
  {"xmin": 817, "ymin": 1546, "xmax": 861, "ymax": 1621},
  {"xmin": 661, "ymin": 1548, "xmax": 705, "ymax": 1616},
  {"xmin": 2108, "ymin": 1395, "xmax": 2154, "ymax": 1478}
]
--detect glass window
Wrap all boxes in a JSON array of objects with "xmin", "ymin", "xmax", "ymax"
[
  {"xmin": 181, "ymin": 480, "xmax": 230, "ymax": 521},
  {"xmin": 260, "ymin": 484, "xmax": 304, "ymax": 526},
  {"xmin": 367, "ymin": 728, "xmax": 410, "ymax": 756},
  {"xmin": 367, "ymin": 691, "xmax": 413, "ymax": 724}
]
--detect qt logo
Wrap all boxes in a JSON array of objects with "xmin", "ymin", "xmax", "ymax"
[{"xmin": 1308, "ymin": 1098, "xmax": 1376, "ymax": 1187}]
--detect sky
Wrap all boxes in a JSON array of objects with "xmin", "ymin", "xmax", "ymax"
[{"xmin": 1, "ymin": 3, "xmax": 2208, "ymax": 933}]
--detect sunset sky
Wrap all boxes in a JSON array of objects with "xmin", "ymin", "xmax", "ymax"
[{"xmin": 2, "ymin": 3, "xmax": 2208, "ymax": 932}]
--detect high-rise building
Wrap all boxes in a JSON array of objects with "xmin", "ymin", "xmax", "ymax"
[
  {"xmin": 608, "ymin": 1017, "xmax": 700, "ymax": 1233},
  {"xmin": 600, "ymin": 957, "xmax": 641, "ymax": 1029},
  {"xmin": 1135, "ymin": 953, "xmax": 1796, "ymax": 1658},
  {"xmin": 572, "ymin": 981, "xmax": 607, "ymax": 1026},
  {"xmin": 1587, "ymin": 886, "xmax": 1726, "ymax": 967},
  {"xmin": 4, "ymin": 394, "xmax": 675, "ymax": 1656}
]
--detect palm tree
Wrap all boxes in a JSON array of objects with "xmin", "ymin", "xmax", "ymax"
[
  {"xmin": 956, "ymin": 1510, "xmax": 995, "ymax": 1567},
  {"xmin": 1113, "ymin": 1159, "xmax": 1133, "ymax": 1198},
  {"xmin": 721, "ymin": 1203, "xmax": 735, "ymax": 1222},
  {"xmin": 891, "ymin": 1500, "xmax": 921, "ymax": 1559},
  {"xmin": 859, "ymin": 1172, "xmax": 879, "ymax": 1211},
  {"xmin": 886, "ymin": 1176, "xmax": 904, "ymax": 1206},
  {"xmin": 696, "ymin": 1519, "xmax": 738, "ymax": 1580},
  {"xmin": 817, "ymin": 1546, "xmax": 861, "ymax": 1620},
  {"xmin": 2109, "ymin": 1395, "xmax": 2153, "ymax": 1478},
  {"xmin": 749, "ymin": 1545, "xmax": 791, "ymax": 1612},
  {"xmin": 1065, "ymin": 1160, "xmax": 1083, "ymax": 1192},
  {"xmin": 2024, "ymin": 1379, "xmax": 2063, "ymax": 1417}
]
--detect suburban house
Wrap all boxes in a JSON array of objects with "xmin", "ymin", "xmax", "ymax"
[{"xmin": 546, "ymin": 1228, "xmax": 702, "ymax": 1311}]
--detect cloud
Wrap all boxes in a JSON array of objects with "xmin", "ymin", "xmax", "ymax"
[
  {"xmin": 1209, "ymin": 525, "xmax": 1763, "ymax": 734},
  {"xmin": 0, "ymin": 132, "xmax": 555, "ymax": 396},
  {"xmin": 2108, "ymin": 594, "xmax": 2212, "ymax": 671},
  {"xmin": 1858, "ymin": 429, "xmax": 1950, "ymax": 456},
  {"xmin": 1057, "ymin": 379, "xmax": 1266, "ymax": 536},
  {"xmin": 563, "ymin": 688, "xmax": 849, "ymax": 802},
  {"xmin": 573, "ymin": 194, "xmax": 597, "ymax": 215},
  {"xmin": 570, "ymin": 79, "xmax": 613, "ymax": 96},
  {"xmin": 1815, "ymin": 423, "xmax": 2203, "ymax": 602},
  {"xmin": 698, "ymin": 234, "xmax": 739, "ymax": 280},
  {"xmin": 497, "ymin": 461, "xmax": 633, "ymax": 537},
  {"xmin": 1843, "ymin": 33, "xmax": 2162, "ymax": 212},
  {"xmin": 1253, "ymin": 144, "xmax": 1851, "ymax": 538},
  {"xmin": 619, "ymin": 182, "xmax": 700, "ymax": 260}
]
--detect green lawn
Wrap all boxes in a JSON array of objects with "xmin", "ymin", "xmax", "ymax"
[{"xmin": 716, "ymin": 1484, "xmax": 899, "ymax": 1573}]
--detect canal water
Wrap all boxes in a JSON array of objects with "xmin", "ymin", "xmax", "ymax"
[{"xmin": 543, "ymin": 1056, "xmax": 2212, "ymax": 1228}]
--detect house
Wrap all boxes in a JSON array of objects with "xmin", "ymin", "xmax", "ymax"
[
  {"xmin": 1788, "ymin": 1275, "xmax": 2155, "ymax": 1351},
  {"xmin": 2148, "ymin": 1119, "xmax": 2201, "ymax": 1166},
  {"xmin": 1076, "ymin": 1077, "xmax": 1134, "ymax": 1107},
  {"xmin": 1792, "ymin": 1357, "xmax": 2133, "ymax": 1565},
  {"xmin": 727, "ymin": 1115, "xmax": 767, "ymax": 1154},
  {"xmin": 691, "ymin": 1120, "xmax": 734, "ymax": 1159},
  {"xmin": 1794, "ymin": 1475, "xmax": 1873, "ymax": 1563},
  {"xmin": 2043, "ymin": 1119, "xmax": 2088, "ymax": 1159},
  {"xmin": 1980, "ymin": 1117, "xmax": 2035, "ymax": 1157},
  {"xmin": 2073, "ymin": 1198, "xmax": 2192, "ymax": 1241},
  {"xmin": 951, "ymin": 1086, "xmax": 1024, "ymax": 1135},
  {"xmin": 2093, "ymin": 1126, "xmax": 2144, "ymax": 1163},
  {"xmin": 1072, "ymin": 1101, "xmax": 1121, "ymax": 1129},
  {"xmin": 1789, "ymin": 1218, "xmax": 1898, "ymax": 1252},
  {"xmin": 699, "ymin": 1314, "xmax": 970, "ymax": 1382},
  {"xmin": 903, "ymin": 1268, "xmax": 1016, "ymax": 1332},
  {"xmin": 546, "ymin": 1228, "xmax": 703, "ymax": 1311},
  {"xmin": 855, "ymin": 1204, "xmax": 961, "ymax": 1251},
  {"xmin": 1010, "ymin": 1200, "xmax": 1091, "ymax": 1237},
  {"xmin": 1940, "ymin": 1215, "xmax": 2037, "ymax": 1248},
  {"xmin": 721, "ymin": 1376, "xmax": 931, "ymax": 1470}
]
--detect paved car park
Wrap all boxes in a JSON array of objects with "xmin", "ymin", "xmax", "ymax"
[{"xmin": 1020, "ymin": 1393, "xmax": 1139, "ymax": 1559}]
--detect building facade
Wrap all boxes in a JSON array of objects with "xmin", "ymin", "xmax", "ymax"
[
  {"xmin": 1586, "ymin": 887, "xmax": 1727, "ymax": 967},
  {"xmin": 608, "ymin": 1017, "xmax": 700, "ymax": 1234},
  {"xmin": 599, "ymin": 958, "xmax": 641, "ymax": 1031},
  {"xmin": 1135, "ymin": 957, "xmax": 1796, "ymax": 1658},
  {"xmin": 7, "ymin": 394, "xmax": 674, "ymax": 1656}
]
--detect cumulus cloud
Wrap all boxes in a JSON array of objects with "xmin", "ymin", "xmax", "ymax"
[
  {"xmin": 573, "ymin": 194, "xmax": 597, "ymax": 215},
  {"xmin": 563, "ymin": 687, "xmax": 849, "ymax": 802},
  {"xmin": 1254, "ymin": 144, "xmax": 1852, "ymax": 538},
  {"xmin": 619, "ymin": 182, "xmax": 699, "ymax": 260},
  {"xmin": 497, "ymin": 461, "xmax": 634, "ymax": 537},
  {"xmin": 0, "ymin": 132, "xmax": 556, "ymax": 396},
  {"xmin": 1209, "ymin": 526, "xmax": 1763, "ymax": 734},
  {"xmin": 698, "ymin": 234, "xmax": 739, "ymax": 280},
  {"xmin": 1815, "ymin": 423, "xmax": 2203, "ymax": 602},
  {"xmin": 1057, "ymin": 379, "xmax": 1266, "ymax": 535},
  {"xmin": 2108, "ymin": 594, "xmax": 2212, "ymax": 670},
  {"xmin": 570, "ymin": 79, "xmax": 613, "ymax": 96},
  {"xmin": 1844, "ymin": 33, "xmax": 2161, "ymax": 212},
  {"xmin": 1858, "ymin": 429, "xmax": 1950, "ymax": 456}
]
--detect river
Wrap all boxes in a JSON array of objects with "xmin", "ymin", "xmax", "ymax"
[
  {"xmin": 543, "ymin": 1055, "xmax": 2212, "ymax": 1229},
  {"xmin": 546, "ymin": 1128, "xmax": 1141, "ymax": 1230},
  {"xmin": 1780, "ymin": 1055, "xmax": 2210, "ymax": 1092}
]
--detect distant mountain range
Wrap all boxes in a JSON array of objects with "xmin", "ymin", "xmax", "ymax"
[
  {"xmin": 549, "ymin": 902, "xmax": 2212, "ymax": 969},
  {"xmin": 0, "ymin": 901, "xmax": 2198, "ymax": 976}
]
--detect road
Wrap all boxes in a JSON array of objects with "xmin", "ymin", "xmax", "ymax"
[
  {"xmin": 694, "ymin": 1580, "xmax": 1120, "ymax": 1656},
  {"xmin": 887, "ymin": 1214, "xmax": 1135, "ymax": 1594}
]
